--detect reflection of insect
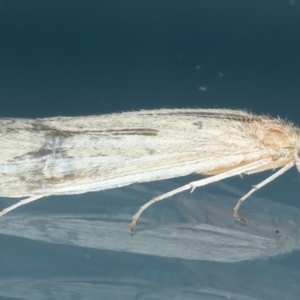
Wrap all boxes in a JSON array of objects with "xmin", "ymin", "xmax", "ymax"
[{"xmin": 0, "ymin": 109, "xmax": 299, "ymax": 233}]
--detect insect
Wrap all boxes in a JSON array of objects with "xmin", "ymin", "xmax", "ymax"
[{"xmin": 0, "ymin": 109, "xmax": 299, "ymax": 233}]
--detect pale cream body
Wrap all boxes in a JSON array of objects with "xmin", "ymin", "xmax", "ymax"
[{"xmin": 0, "ymin": 109, "xmax": 299, "ymax": 230}]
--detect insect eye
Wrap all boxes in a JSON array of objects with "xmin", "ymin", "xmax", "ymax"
[{"xmin": 296, "ymin": 149, "xmax": 300, "ymax": 161}]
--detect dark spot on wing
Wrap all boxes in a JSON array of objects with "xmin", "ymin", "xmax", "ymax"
[
  {"xmin": 105, "ymin": 128, "xmax": 158, "ymax": 136},
  {"xmin": 152, "ymin": 110, "xmax": 260, "ymax": 123},
  {"xmin": 148, "ymin": 149, "xmax": 156, "ymax": 155},
  {"xmin": 193, "ymin": 121, "xmax": 203, "ymax": 129}
]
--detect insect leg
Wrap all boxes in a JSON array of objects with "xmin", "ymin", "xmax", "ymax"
[
  {"xmin": 233, "ymin": 161, "xmax": 294, "ymax": 222},
  {"xmin": 0, "ymin": 195, "xmax": 45, "ymax": 217}
]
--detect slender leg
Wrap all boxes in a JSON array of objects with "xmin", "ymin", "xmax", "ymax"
[
  {"xmin": 233, "ymin": 161, "xmax": 294, "ymax": 222},
  {"xmin": 130, "ymin": 158, "xmax": 273, "ymax": 233},
  {"xmin": 0, "ymin": 195, "xmax": 45, "ymax": 217}
]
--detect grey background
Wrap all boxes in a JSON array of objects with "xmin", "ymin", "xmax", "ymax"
[
  {"xmin": 0, "ymin": 1, "xmax": 300, "ymax": 299},
  {"xmin": 1, "ymin": 1, "xmax": 299, "ymax": 118}
]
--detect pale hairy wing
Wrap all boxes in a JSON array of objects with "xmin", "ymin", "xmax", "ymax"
[{"xmin": 0, "ymin": 109, "xmax": 289, "ymax": 198}]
